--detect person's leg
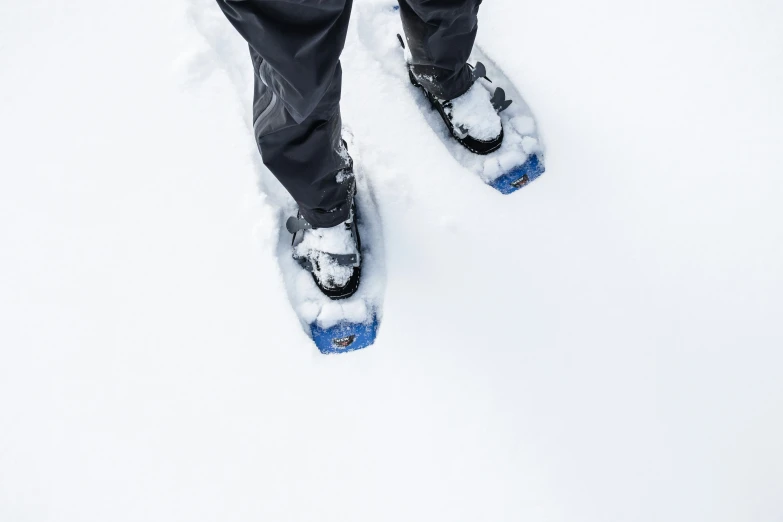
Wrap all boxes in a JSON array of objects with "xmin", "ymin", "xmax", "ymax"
[
  {"xmin": 250, "ymin": 49, "xmax": 353, "ymax": 228},
  {"xmin": 216, "ymin": 0, "xmax": 354, "ymax": 228},
  {"xmin": 398, "ymin": 0, "xmax": 481, "ymax": 100}
]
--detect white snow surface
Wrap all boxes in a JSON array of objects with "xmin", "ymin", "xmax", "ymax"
[{"xmin": 2, "ymin": 1, "xmax": 783, "ymax": 522}]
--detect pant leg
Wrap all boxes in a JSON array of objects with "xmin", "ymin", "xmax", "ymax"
[
  {"xmin": 216, "ymin": 0, "xmax": 354, "ymax": 228},
  {"xmin": 398, "ymin": 0, "xmax": 482, "ymax": 100}
]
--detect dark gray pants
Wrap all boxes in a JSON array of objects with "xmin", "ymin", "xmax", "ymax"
[{"xmin": 216, "ymin": 0, "xmax": 481, "ymax": 228}]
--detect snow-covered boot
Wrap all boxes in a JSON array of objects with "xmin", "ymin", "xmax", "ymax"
[
  {"xmin": 401, "ymin": 35, "xmax": 512, "ymax": 156},
  {"xmin": 408, "ymin": 62, "xmax": 511, "ymax": 155},
  {"xmin": 286, "ymin": 184, "xmax": 362, "ymax": 300}
]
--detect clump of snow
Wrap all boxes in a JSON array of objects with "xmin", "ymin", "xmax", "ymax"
[
  {"xmin": 313, "ymin": 251, "xmax": 353, "ymax": 287},
  {"xmin": 294, "ymin": 222, "xmax": 357, "ymax": 288},
  {"xmin": 446, "ymin": 82, "xmax": 502, "ymax": 140},
  {"xmin": 483, "ymin": 158, "xmax": 503, "ymax": 179},
  {"xmin": 341, "ymin": 298, "xmax": 369, "ymax": 324},
  {"xmin": 521, "ymin": 136, "xmax": 540, "ymax": 155},
  {"xmin": 297, "ymin": 300, "xmax": 320, "ymax": 323},
  {"xmin": 316, "ymin": 298, "xmax": 369, "ymax": 329},
  {"xmin": 497, "ymin": 149, "xmax": 528, "ymax": 172},
  {"xmin": 511, "ymin": 115, "xmax": 535, "ymax": 135},
  {"xmin": 316, "ymin": 301, "xmax": 347, "ymax": 328},
  {"xmin": 295, "ymin": 223, "xmax": 356, "ymax": 256}
]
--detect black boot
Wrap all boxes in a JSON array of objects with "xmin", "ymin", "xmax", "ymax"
[{"xmin": 407, "ymin": 61, "xmax": 513, "ymax": 155}]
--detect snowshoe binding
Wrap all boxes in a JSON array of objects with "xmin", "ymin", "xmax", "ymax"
[{"xmin": 399, "ymin": 35, "xmax": 511, "ymax": 155}]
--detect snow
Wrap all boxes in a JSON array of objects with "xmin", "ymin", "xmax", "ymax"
[
  {"xmin": 296, "ymin": 225, "xmax": 356, "ymax": 257},
  {"xmin": 294, "ymin": 220, "xmax": 357, "ymax": 288},
  {"xmin": 446, "ymin": 81, "xmax": 502, "ymax": 140},
  {"xmin": 1, "ymin": 0, "xmax": 783, "ymax": 522}
]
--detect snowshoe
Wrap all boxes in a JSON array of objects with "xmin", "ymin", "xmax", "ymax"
[
  {"xmin": 281, "ymin": 131, "xmax": 385, "ymax": 354},
  {"xmin": 358, "ymin": 4, "xmax": 546, "ymax": 195}
]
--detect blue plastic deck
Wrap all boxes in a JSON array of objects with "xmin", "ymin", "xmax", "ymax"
[
  {"xmin": 310, "ymin": 315, "xmax": 380, "ymax": 354},
  {"xmin": 489, "ymin": 153, "xmax": 545, "ymax": 194}
]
